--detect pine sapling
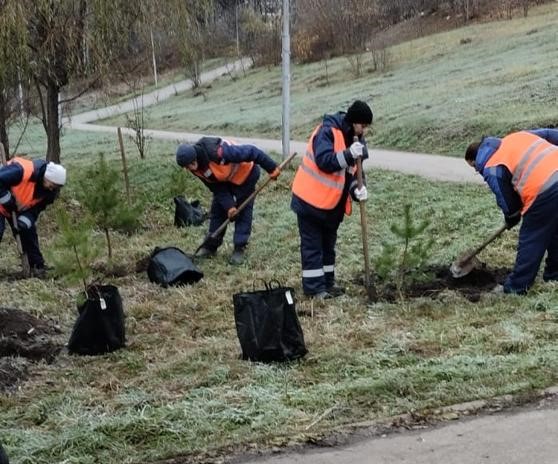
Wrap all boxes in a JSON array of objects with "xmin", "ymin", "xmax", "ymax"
[
  {"xmin": 80, "ymin": 154, "xmax": 142, "ymax": 259},
  {"xmin": 375, "ymin": 204, "xmax": 434, "ymax": 299},
  {"xmin": 49, "ymin": 206, "xmax": 100, "ymax": 298}
]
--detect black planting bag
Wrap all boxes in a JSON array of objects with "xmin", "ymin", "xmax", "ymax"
[
  {"xmin": 174, "ymin": 196, "xmax": 207, "ymax": 227},
  {"xmin": 68, "ymin": 285, "xmax": 125, "ymax": 356},
  {"xmin": 0, "ymin": 443, "xmax": 8, "ymax": 464},
  {"xmin": 233, "ymin": 281, "xmax": 307, "ymax": 363},
  {"xmin": 147, "ymin": 246, "xmax": 203, "ymax": 287}
]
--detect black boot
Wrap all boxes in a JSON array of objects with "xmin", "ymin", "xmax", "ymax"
[{"xmin": 229, "ymin": 246, "xmax": 246, "ymax": 265}]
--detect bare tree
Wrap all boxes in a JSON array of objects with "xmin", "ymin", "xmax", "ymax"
[
  {"xmin": 168, "ymin": 0, "xmax": 214, "ymax": 89},
  {"xmin": 0, "ymin": 0, "xmax": 29, "ymax": 158},
  {"xmin": 24, "ymin": 0, "xmax": 142, "ymax": 162}
]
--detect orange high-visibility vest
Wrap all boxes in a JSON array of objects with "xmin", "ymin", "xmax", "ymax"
[
  {"xmin": 0, "ymin": 157, "xmax": 41, "ymax": 218},
  {"xmin": 292, "ymin": 125, "xmax": 354, "ymax": 215},
  {"xmin": 485, "ymin": 131, "xmax": 558, "ymax": 213},
  {"xmin": 192, "ymin": 160, "xmax": 254, "ymax": 186}
]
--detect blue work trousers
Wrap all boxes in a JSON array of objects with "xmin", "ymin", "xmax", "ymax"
[
  {"xmin": 504, "ymin": 185, "xmax": 558, "ymax": 293},
  {"xmin": 297, "ymin": 213, "xmax": 340, "ymax": 295},
  {"xmin": 205, "ymin": 166, "xmax": 259, "ymax": 251}
]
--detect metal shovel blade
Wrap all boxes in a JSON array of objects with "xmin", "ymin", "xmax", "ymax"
[{"xmin": 450, "ymin": 255, "xmax": 481, "ymax": 279}]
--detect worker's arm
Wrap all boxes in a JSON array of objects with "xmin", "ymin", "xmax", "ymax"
[
  {"xmin": 482, "ymin": 165, "xmax": 522, "ymax": 216},
  {"xmin": 0, "ymin": 163, "xmax": 24, "ymax": 208},
  {"xmin": 529, "ymin": 129, "xmax": 558, "ymax": 145}
]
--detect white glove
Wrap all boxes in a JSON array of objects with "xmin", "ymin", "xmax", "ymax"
[
  {"xmin": 354, "ymin": 186, "xmax": 368, "ymax": 201},
  {"xmin": 349, "ymin": 141, "xmax": 364, "ymax": 159}
]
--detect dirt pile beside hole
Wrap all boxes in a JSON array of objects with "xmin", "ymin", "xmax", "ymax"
[
  {"xmin": 381, "ymin": 265, "xmax": 511, "ymax": 302},
  {"xmin": 0, "ymin": 307, "xmax": 64, "ymax": 391}
]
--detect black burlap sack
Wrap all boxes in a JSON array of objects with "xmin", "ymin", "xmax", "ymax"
[
  {"xmin": 233, "ymin": 281, "xmax": 307, "ymax": 363},
  {"xmin": 68, "ymin": 285, "xmax": 125, "ymax": 356},
  {"xmin": 0, "ymin": 443, "xmax": 8, "ymax": 464},
  {"xmin": 174, "ymin": 196, "xmax": 207, "ymax": 227},
  {"xmin": 147, "ymin": 246, "xmax": 203, "ymax": 287}
]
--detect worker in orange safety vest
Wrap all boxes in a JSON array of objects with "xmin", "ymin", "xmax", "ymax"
[
  {"xmin": 0, "ymin": 157, "xmax": 66, "ymax": 277},
  {"xmin": 176, "ymin": 136, "xmax": 280, "ymax": 265},
  {"xmin": 465, "ymin": 128, "xmax": 558, "ymax": 294},
  {"xmin": 291, "ymin": 100, "xmax": 373, "ymax": 299}
]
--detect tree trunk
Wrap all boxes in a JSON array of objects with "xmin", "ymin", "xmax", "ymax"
[
  {"xmin": 46, "ymin": 79, "xmax": 61, "ymax": 163},
  {"xmin": 0, "ymin": 92, "xmax": 9, "ymax": 159}
]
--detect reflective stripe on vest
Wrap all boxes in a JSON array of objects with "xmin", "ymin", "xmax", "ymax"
[
  {"xmin": 0, "ymin": 157, "xmax": 40, "ymax": 218},
  {"xmin": 292, "ymin": 125, "xmax": 353, "ymax": 215},
  {"xmin": 193, "ymin": 160, "xmax": 253, "ymax": 186},
  {"xmin": 485, "ymin": 131, "xmax": 558, "ymax": 213}
]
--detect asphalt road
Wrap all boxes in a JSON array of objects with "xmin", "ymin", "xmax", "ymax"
[{"xmin": 238, "ymin": 396, "xmax": 558, "ymax": 464}]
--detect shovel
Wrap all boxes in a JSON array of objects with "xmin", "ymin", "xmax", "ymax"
[
  {"xmin": 0, "ymin": 142, "xmax": 31, "ymax": 277},
  {"xmin": 193, "ymin": 151, "xmax": 298, "ymax": 256},
  {"xmin": 355, "ymin": 139, "xmax": 377, "ymax": 302},
  {"xmin": 450, "ymin": 224, "xmax": 507, "ymax": 278}
]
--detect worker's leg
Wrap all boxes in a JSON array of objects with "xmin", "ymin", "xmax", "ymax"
[
  {"xmin": 322, "ymin": 224, "xmax": 339, "ymax": 290},
  {"xmin": 542, "ymin": 187, "xmax": 558, "ymax": 282},
  {"xmin": 232, "ymin": 167, "xmax": 259, "ymax": 249},
  {"xmin": 297, "ymin": 214, "xmax": 326, "ymax": 295},
  {"xmin": 18, "ymin": 225, "xmax": 45, "ymax": 268},
  {"xmin": 543, "ymin": 225, "xmax": 558, "ymax": 282},
  {"xmin": 0, "ymin": 216, "xmax": 5, "ymax": 242},
  {"xmin": 505, "ymin": 189, "xmax": 558, "ymax": 293},
  {"xmin": 204, "ymin": 195, "xmax": 228, "ymax": 252}
]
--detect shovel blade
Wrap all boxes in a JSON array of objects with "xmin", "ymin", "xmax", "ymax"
[{"xmin": 450, "ymin": 255, "xmax": 481, "ymax": 279}]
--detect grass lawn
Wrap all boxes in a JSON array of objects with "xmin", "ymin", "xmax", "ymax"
[
  {"xmin": 97, "ymin": 3, "xmax": 558, "ymax": 156},
  {"xmin": 2, "ymin": 4, "xmax": 558, "ymax": 463},
  {"xmin": 1, "ymin": 130, "xmax": 558, "ymax": 463}
]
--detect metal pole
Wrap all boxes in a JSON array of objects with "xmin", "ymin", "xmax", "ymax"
[
  {"xmin": 150, "ymin": 28, "xmax": 158, "ymax": 88},
  {"xmin": 281, "ymin": 0, "xmax": 290, "ymax": 161}
]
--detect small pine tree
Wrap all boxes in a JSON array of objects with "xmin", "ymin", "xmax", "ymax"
[
  {"xmin": 167, "ymin": 166, "xmax": 191, "ymax": 198},
  {"xmin": 375, "ymin": 204, "xmax": 434, "ymax": 298},
  {"xmin": 80, "ymin": 154, "xmax": 142, "ymax": 259},
  {"xmin": 50, "ymin": 206, "xmax": 100, "ymax": 297}
]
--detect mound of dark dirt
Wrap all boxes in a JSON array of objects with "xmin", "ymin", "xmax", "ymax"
[
  {"xmin": 380, "ymin": 265, "xmax": 511, "ymax": 303},
  {"xmin": 0, "ymin": 307, "xmax": 63, "ymax": 391}
]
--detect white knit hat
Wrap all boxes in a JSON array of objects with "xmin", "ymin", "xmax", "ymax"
[{"xmin": 44, "ymin": 162, "xmax": 66, "ymax": 186}]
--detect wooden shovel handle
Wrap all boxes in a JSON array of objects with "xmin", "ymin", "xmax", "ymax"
[{"xmin": 460, "ymin": 224, "xmax": 507, "ymax": 264}]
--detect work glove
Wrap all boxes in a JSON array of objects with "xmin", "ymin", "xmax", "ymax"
[
  {"xmin": 354, "ymin": 186, "xmax": 368, "ymax": 201},
  {"xmin": 227, "ymin": 207, "xmax": 238, "ymax": 221},
  {"xmin": 269, "ymin": 167, "xmax": 281, "ymax": 180},
  {"xmin": 16, "ymin": 214, "xmax": 33, "ymax": 230},
  {"xmin": 349, "ymin": 141, "xmax": 364, "ymax": 159},
  {"xmin": 504, "ymin": 211, "xmax": 521, "ymax": 230}
]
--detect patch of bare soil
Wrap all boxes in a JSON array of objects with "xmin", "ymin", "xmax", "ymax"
[
  {"xmin": 381, "ymin": 265, "xmax": 511, "ymax": 303},
  {"xmin": 0, "ymin": 307, "xmax": 63, "ymax": 392}
]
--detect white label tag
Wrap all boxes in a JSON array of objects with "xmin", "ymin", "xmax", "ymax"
[
  {"xmin": 285, "ymin": 290, "xmax": 293, "ymax": 305},
  {"xmin": 100, "ymin": 298, "xmax": 107, "ymax": 310}
]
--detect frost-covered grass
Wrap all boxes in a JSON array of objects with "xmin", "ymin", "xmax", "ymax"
[
  {"xmin": 2, "ymin": 137, "xmax": 558, "ymax": 463},
  {"xmin": 99, "ymin": 2, "xmax": 558, "ymax": 156},
  {"xmin": 2, "ymin": 5, "xmax": 558, "ymax": 463}
]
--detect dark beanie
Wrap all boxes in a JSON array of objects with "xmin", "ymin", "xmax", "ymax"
[
  {"xmin": 346, "ymin": 100, "xmax": 373, "ymax": 125},
  {"xmin": 176, "ymin": 144, "xmax": 197, "ymax": 167}
]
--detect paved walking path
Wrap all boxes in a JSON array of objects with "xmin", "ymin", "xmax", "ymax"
[
  {"xmin": 64, "ymin": 62, "xmax": 482, "ymax": 184},
  {"xmin": 237, "ymin": 395, "xmax": 558, "ymax": 464}
]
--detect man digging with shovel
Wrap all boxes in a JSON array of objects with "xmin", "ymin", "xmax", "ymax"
[
  {"xmin": 176, "ymin": 137, "xmax": 280, "ymax": 265},
  {"xmin": 0, "ymin": 153, "xmax": 66, "ymax": 278},
  {"xmin": 464, "ymin": 128, "xmax": 558, "ymax": 294}
]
